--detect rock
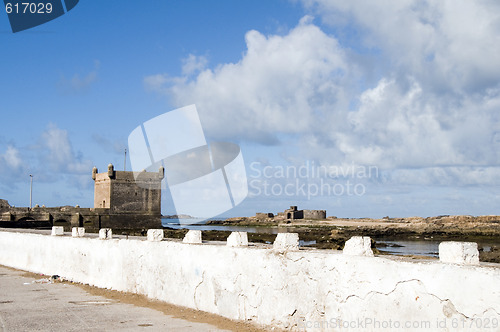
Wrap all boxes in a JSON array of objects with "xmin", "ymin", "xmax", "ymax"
[{"xmin": 479, "ymin": 245, "xmax": 500, "ymax": 263}]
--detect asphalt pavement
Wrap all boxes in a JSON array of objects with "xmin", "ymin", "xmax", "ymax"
[{"xmin": 0, "ymin": 265, "xmax": 232, "ymax": 332}]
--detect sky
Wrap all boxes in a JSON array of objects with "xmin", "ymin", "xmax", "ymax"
[{"xmin": 1, "ymin": 0, "xmax": 500, "ymax": 218}]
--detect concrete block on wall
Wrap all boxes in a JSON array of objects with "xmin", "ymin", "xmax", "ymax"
[
  {"xmin": 227, "ymin": 232, "xmax": 248, "ymax": 247},
  {"xmin": 51, "ymin": 226, "xmax": 64, "ymax": 236},
  {"xmin": 183, "ymin": 230, "xmax": 202, "ymax": 244},
  {"xmin": 343, "ymin": 236, "xmax": 374, "ymax": 256},
  {"xmin": 71, "ymin": 227, "xmax": 85, "ymax": 237},
  {"xmin": 147, "ymin": 229, "xmax": 164, "ymax": 242},
  {"xmin": 99, "ymin": 228, "xmax": 113, "ymax": 240},
  {"xmin": 439, "ymin": 241, "xmax": 479, "ymax": 265},
  {"xmin": 273, "ymin": 233, "xmax": 299, "ymax": 251}
]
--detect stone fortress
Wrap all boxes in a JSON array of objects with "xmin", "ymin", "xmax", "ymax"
[
  {"xmin": 0, "ymin": 164, "xmax": 164, "ymax": 231},
  {"xmin": 256, "ymin": 206, "xmax": 327, "ymax": 221},
  {"xmin": 92, "ymin": 164, "xmax": 163, "ymax": 214}
]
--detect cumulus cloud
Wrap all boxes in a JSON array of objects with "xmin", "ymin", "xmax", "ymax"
[
  {"xmin": 1, "ymin": 124, "xmax": 92, "ymax": 177},
  {"xmin": 301, "ymin": 0, "xmax": 500, "ymax": 92},
  {"xmin": 40, "ymin": 124, "xmax": 91, "ymax": 174},
  {"xmin": 294, "ymin": 1, "xmax": 500, "ymax": 177},
  {"xmin": 1, "ymin": 145, "xmax": 22, "ymax": 169},
  {"xmin": 0, "ymin": 125, "xmax": 95, "ymax": 205},
  {"xmin": 144, "ymin": 73, "xmax": 169, "ymax": 94},
  {"xmin": 146, "ymin": 6, "xmax": 500, "ymax": 188},
  {"xmin": 0, "ymin": 145, "xmax": 26, "ymax": 190},
  {"xmin": 145, "ymin": 16, "xmax": 352, "ymax": 144},
  {"xmin": 182, "ymin": 54, "xmax": 208, "ymax": 76},
  {"xmin": 334, "ymin": 77, "xmax": 500, "ymax": 169}
]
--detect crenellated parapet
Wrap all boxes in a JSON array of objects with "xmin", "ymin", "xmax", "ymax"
[{"xmin": 41, "ymin": 227, "xmax": 483, "ymax": 265}]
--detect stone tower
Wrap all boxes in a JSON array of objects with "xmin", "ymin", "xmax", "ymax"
[{"xmin": 92, "ymin": 164, "xmax": 165, "ymax": 229}]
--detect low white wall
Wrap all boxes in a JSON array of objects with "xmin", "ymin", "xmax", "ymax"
[{"xmin": 0, "ymin": 229, "xmax": 499, "ymax": 331}]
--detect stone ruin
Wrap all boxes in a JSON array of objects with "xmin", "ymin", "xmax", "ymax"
[
  {"xmin": 0, "ymin": 199, "xmax": 10, "ymax": 212},
  {"xmin": 256, "ymin": 206, "xmax": 326, "ymax": 221}
]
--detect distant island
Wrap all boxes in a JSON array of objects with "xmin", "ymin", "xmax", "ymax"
[{"xmin": 162, "ymin": 214, "xmax": 196, "ymax": 219}]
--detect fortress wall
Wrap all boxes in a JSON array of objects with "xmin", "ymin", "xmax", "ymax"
[
  {"xmin": 0, "ymin": 199, "xmax": 10, "ymax": 212},
  {"xmin": 93, "ymin": 173, "xmax": 111, "ymax": 208},
  {"xmin": 0, "ymin": 229, "xmax": 499, "ymax": 331},
  {"xmin": 109, "ymin": 172, "xmax": 162, "ymax": 213},
  {"xmin": 255, "ymin": 212, "xmax": 274, "ymax": 219},
  {"xmin": 303, "ymin": 210, "xmax": 326, "ymax": 219},
  {"xmin": 94, "ymin": 170, "xmax": 162, "ymax": 213}
]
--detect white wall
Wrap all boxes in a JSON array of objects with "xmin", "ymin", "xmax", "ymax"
[{"xmin": 0, "ymin": 229, "xmax": 499, "ymax": 331}]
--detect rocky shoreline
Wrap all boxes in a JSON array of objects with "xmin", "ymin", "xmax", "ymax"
[
  {"xmin": 206, "ymin": 214, "xmax": 500, "ymax": 237},
  {"xmin": 157, "ymin": 226, "xmax": 500, "ymax": 263},
  {"xmin": 107, "ymin": 214, "xmax": 500, "ymax": 263},
  {"xmin": 202, "ymin": 214, "xmax": 500, "ymax": 262}
]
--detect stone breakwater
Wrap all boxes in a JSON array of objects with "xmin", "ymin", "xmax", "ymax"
[{"xmin": 0, "ymin": 228, "xmax": 499, "ymax": 331}]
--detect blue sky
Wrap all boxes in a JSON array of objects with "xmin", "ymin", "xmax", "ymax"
[{"xmin": 1, "ymin": 1, "xmax": 500, "ymax": 218}]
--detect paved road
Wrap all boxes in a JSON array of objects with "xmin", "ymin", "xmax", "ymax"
[{"xmin": 0, "ymin": 266, "xmax": 231, "ymax": 332}]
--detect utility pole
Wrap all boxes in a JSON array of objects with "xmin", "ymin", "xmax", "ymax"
[
  {"xmin": 124, "ymin": 148, "xmax": 127, "ymax": 171},
  {"xmin": 29, "ymin": 174, "xmax": 33, "ymax": 210}
]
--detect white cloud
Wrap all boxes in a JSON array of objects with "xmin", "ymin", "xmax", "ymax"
[
  {"xmin": 0, "ymin": 126, "xmax": 94, "ymax": 205},
  {"xmin": 40, "ymin": 124, "xmax": 91, "ymax": 174},
  {"xmin": 300, "ymin": 0, "xmax": 500, "ymax": 93},
  {"xmin": 182, "ymin": 54, "xmax": 208, "ymax": 76},
  {"xmin": 0, "ymin": 145, "xmax": 22, "ymax": 191},
  {"xmin": 145, "ymin": 17, "xmax": 352, "ymax": 144},
  {"xmin": 146, "ymin": 6, "xmax": 500, "ymax": 188},
  {"xmin": 388, "ymin": 166, "xmax": 500, "ymax": 187},
  {"xmin": 144, "ymin": 74, "xmax": 169, "ymax": 93},
  {"xmin": 295, "ymin": 1, "xmax": 500, "ymax": 174},
  {"xmin": 337, "ymin": 77, "xmax": 498, "ymax": 168},
  {"xmin": 0, "ymin": 145, "xmax": 26, "ymax": 192},
  {"xmin": 1, "ymin": 145, "xmax": 22, "ymax": 169},
  {"xmin": 1, "ymin": 124, "xmax": 93, "ymax": 186},
  {"xmin": 59, "ymin": 60, "xmax": 100, "ymax": 94}
]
